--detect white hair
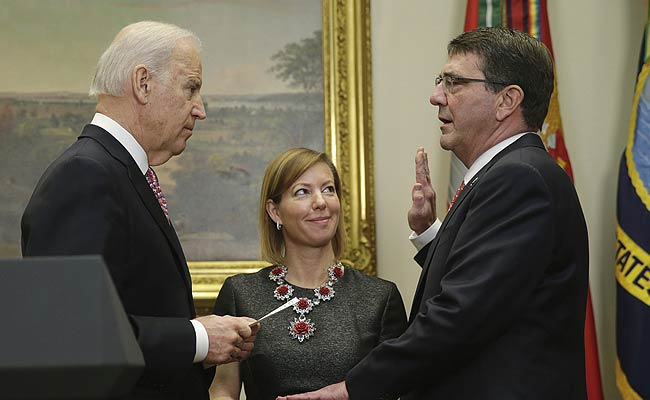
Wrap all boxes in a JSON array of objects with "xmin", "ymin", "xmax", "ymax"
[{"xmin": 89, "ymin": 21, "xmax": 201, "ymax": 97}]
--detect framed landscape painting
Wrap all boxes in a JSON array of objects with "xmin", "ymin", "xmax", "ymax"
[{"xmin": 0, "ymin": 0, "xmax": 374, "ymax": 314}]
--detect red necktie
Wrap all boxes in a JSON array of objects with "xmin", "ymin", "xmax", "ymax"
[
  {"xmin": 145, "ymin": 167, "xmax": 170, "ymax": 221},
  {"xmin": 448, "ymin": 180, "xmax": 466, "ymax": 211}
]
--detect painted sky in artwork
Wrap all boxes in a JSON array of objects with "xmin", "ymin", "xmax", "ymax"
[{"xmin": 0, "ymin": 0, "xmax": 321, "ymax": 95}]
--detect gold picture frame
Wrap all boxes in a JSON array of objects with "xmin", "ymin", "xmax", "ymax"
[{"xmin": 190, "ymin": 0, "xmax": 375, "ymax": 315}]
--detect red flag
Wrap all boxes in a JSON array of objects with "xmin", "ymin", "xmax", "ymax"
[{"xmin": 459, "ymin": 1, "xmax": 603, "ymax": 398}]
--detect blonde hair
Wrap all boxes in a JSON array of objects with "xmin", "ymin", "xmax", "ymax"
[{"xmin": 259, "ymin": 148, "xmax": 345, "ymax": 264}]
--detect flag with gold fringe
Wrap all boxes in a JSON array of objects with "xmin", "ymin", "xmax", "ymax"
[
  {"xmin": 458, "ymin": 1, "xmax": 603, "ymax": 399},
  {"xmin": 616, "ymin": 1, "xmax": 650, "ymax": 398}
]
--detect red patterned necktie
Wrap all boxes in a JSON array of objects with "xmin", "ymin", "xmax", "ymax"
[
  {"xmin": 145, "ymin": 167, "xmax": 170, "ymax": 221},
  {"xmin": 448, "ymin": 180, "xmax": 466, "ymax": 211}
]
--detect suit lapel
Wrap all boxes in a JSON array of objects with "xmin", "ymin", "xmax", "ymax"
[
  {"xmin": 409, "ymin": 133, "xmax": 546, "ymax": 321},
  {"xmin": 408, "ymin": 174, "xmax": 480, "ymax": 322},
  {"xmin": 130, "ymin": 169, "xmax": 195, "ymax": 310},
  {"xmin": 409, "ymin": 174, "xmax": 479, "ymax": 323},
  {"xmin": 78, "ymin": 125, "xmax": 194, "ymax": 306}
]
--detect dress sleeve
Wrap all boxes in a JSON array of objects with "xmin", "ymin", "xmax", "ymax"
[
  {"xmin": 213, "ymin": 277, "xmax": 237, "ymax": 316},
  {"xmin": 379, "ymin": 282, "xmax": 407, "ymax": 342}
]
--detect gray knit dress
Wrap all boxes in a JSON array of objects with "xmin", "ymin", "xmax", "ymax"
[{"xmin": 212, "ymin": 265, "xmax": 407, "ymax": 400}]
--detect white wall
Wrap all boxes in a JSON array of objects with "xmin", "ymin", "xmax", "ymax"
[{"xmin": 371, "ymin": 1, "xmax": 647, "ymax": 398}]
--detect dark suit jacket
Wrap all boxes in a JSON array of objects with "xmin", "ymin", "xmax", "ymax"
[
  {"xmin": 346, "ymin": 134, "xmax": 589, "ymax": 399},
  {"xmin": 21, "ymin": 124, "xmax": 213, "ymax": 399}
]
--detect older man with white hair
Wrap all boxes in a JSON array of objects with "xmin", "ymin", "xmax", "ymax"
[{"xmin": 21, "ymin": 21, "xmax": 258, "ymax": 399}]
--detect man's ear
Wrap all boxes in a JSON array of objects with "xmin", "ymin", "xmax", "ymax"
[
  {"xmin": 495, "ymin": 85, "xmax": 524, "ymax": 122},
  {"xmin": 266, "ymin": 199, "xmax": 282, "ymax": 226},
  {"xmin": 132, "ymin": 65, "xmax": 150, "ymax": 105}
]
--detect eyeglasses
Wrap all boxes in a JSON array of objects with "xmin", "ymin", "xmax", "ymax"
[{"xmin": 435, "ymin": 74, "xmax": 508, "ymax": 93}]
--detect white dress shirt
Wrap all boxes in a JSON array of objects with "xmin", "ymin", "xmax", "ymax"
[{"xmin": 90, "ymin": 113, "xmax": 209, "ymax": 363}]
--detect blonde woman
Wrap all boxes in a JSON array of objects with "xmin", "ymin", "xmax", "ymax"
[{"xmin": 210, "ymin": 148, "xmax": 406, "ymax": 400}]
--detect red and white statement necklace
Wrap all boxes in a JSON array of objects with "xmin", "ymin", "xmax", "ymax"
[{"xmin": 269, "ymin": 261, "xmax": 344, "ymax": 342}]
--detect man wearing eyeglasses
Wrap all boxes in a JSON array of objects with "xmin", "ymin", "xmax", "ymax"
[{"xmin": 279, "ymin": 26, "xmax": 588, "ymax": 400}]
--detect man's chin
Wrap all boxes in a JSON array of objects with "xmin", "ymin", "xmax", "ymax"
[
  {"xmin": 439, "ymin": 135, "xmax": 454, "ymax": 151},
  {"xmin": 172, "ymin": 140, "xmax": 190, "ymax": 156}
]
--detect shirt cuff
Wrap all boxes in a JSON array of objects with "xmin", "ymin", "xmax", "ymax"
[
  {"xmin": 408, "ymin": 219, "xmax": 442, "ymax": 251},
  {"xmin": 191, "ymin": 319, "xmax": 209, "ymax": 363}
]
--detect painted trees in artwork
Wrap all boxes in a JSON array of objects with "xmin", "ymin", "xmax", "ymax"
[{"xmin": 269, "ymin": 30, "xmax": 323, "ymax": 93}]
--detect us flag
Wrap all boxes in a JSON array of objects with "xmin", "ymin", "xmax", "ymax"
[{"xmin": 615, "ymin": 1, "xmax": 650, "ymax": 398}]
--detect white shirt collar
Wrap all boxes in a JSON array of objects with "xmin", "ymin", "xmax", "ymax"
[
  {"xmin": 463, "ymin": 132, "xmax": 535, "ymax": 184},
  {"xmin": 90, "ymin": 113, "xmax": 149, "ymax": 175}
]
